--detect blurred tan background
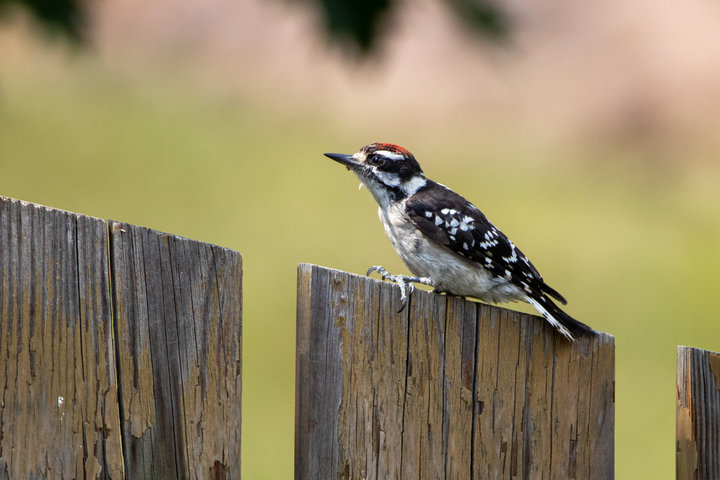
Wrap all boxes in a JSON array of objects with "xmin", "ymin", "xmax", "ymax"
[{"xmin": 2, "ymin": 0, "xmax": 720, "ymax": 477}]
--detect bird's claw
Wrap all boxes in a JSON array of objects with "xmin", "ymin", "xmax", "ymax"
[
  {"xmin": 367, "ymin": 265, "xmax": 388, "ymax": 278},
  {"xmin": 366, "ymin": 266, "xmax": 421, "ymax": 313},
  {"xmin": 394, "ymin": 277, "xmax": 415, "ymax": 313}
]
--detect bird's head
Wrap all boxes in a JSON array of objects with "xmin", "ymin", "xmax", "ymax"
[{"xmin": 325, "ymin": 143, "xmax": 427, "ymax": 206}]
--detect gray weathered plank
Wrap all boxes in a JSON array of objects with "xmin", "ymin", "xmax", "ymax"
[
  {"xmin": 0, "ymin": 196, "xmax": 123, "ymax": 478},
  {"xmin": 110, "ymin": 221, "xmax": 243, "ymax": 479},
  {"xmin": 677, "ymin": 346, "xmax": 720, "ymax": 480},
  {"xmin": 295, "ymin": 263, "xmax": 344, "ymax": 479},
  {"xmin": 295, "ymin": 263, "xmax": 615, "ymax": 480},
  {"xmin": 442, "ymin": 296, "xmax": 476, "ymax": 478}
]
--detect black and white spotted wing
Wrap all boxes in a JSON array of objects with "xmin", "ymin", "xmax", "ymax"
[{"xmin": 404, "ymin": 181, "xmax": 567, "ymax": 304}]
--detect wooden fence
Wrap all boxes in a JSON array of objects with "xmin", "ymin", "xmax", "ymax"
[
  {"xmin": 0, "ymin": 196, "xmax": 242, "ymax": 478},
  {"xmin": 2, "ymin": 196, "xmax": 720, "ymax": 479},
  {"xmin": 296, "ymin": 263, "xmax": 615, "ymax": 479}
]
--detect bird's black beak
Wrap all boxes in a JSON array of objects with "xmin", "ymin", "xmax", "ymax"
[{"xmin": 325, "ymin": 153, "xmax": 361, "ymax": 171}]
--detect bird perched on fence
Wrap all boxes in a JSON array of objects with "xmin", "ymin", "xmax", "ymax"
[{"xmin": 325, "ymin": 142, "xmax": 595, "ymax": 341}]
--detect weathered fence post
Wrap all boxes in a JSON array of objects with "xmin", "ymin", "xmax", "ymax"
[
  {"xmin": 0, "ymin": 196, "xmax": 242, "ymax": 478},
  {"xmin": 677, "ymin": 346, "xmax": 720, "ymax": 480},
  {"xmin": 0, "ymin": 196, "xmax": 122, "ymax": 478},
  {"xmin": 110, "ymin": 221, "xmax": 243, "ymax": 478},
  {"xmin": 296, "ymin": 263, "xmax": 615, "ymax": 479}
]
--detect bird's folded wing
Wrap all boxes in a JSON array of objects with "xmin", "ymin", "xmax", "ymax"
[{"xmin": 404, "ymin": 183, "xmax": 567, "ymax": 304}]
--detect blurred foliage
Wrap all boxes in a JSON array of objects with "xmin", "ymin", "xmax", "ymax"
[
  {"xmin": 442, "ymin": 0, "xmax": 507, "ymax": 39},
  {"xmin": 312, "ymin": 0, "xmax": 394, "ymax": 52},
  {"xmin": 0, "ymin": 0, "xmax": 85, "ymax": 40},
  {"xmin": 311, "ymin": 0, "xmax": 507, "ymax": 52},
  {"xmin": 0, "ymin": 0, "xmax": 505, "ymax": 53}
]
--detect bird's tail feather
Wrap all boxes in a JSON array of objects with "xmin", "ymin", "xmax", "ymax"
[
  {"xmin": 526, "ymin": 295, "xmax": 595, "ymax": 341},
  {"xmin": 541, "ymin": 283, "xmax": 567, "ymax": 305}
]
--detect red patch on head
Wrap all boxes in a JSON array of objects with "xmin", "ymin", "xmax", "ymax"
[{"xmin": 373, "ymin": 143, "xmax": 411, "ymax": 156}]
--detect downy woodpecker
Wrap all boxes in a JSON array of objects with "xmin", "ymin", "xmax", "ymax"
[{"xmin": 325, "ymin": 142, "xmax": 594, "ymax": 341}]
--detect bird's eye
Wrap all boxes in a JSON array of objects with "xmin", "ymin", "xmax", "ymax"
[{"xmin": 368, "ymin": 155, "xmax": 382, "ymax": 166}]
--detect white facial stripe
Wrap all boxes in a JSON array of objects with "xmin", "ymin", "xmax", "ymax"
[{"xmin": 375, "ymin": 150, "xmax": 405, "ymax": 161}]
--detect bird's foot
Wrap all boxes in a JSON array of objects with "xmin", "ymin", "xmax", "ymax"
[{"xmin": 366, "ymin": 266, "xmax": 433, "ymax": 313}]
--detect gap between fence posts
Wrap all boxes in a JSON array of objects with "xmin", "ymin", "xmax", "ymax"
[{"xmin": 295, "ymin": 263, "xmax": 615, "ymax": 480}]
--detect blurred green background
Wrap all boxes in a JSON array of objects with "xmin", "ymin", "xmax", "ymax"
[{"xmin": 2, "ymin": 1, "xmax": 720, "ymax": 478}]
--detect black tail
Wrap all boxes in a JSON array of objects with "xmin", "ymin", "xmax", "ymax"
[
  {"xmin": 526, "ymin": 294, "xmax": 595, "ymax": 341},
  {"xmin": 541, "ymin": 282, "xmax": 568, "ymax": 305}
]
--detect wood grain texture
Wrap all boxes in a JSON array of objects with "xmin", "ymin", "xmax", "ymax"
[
  {"xmin": 295, "ymin": 263, "xmax": 615, "ymax": 480},
  {"xmin": 0, "ymin": 196, "xmax": 123, "ymax": 478},
  {"xmin": 110, "ymin": 221, "xmax": 243, "ymax": 479},
  {"xmin": 677, "ymin": 346, "xmax": 720, "ymax": 480},
  {"xmin": 0, "ymin": 196, "xmax": 242, "ymax": 479}
]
